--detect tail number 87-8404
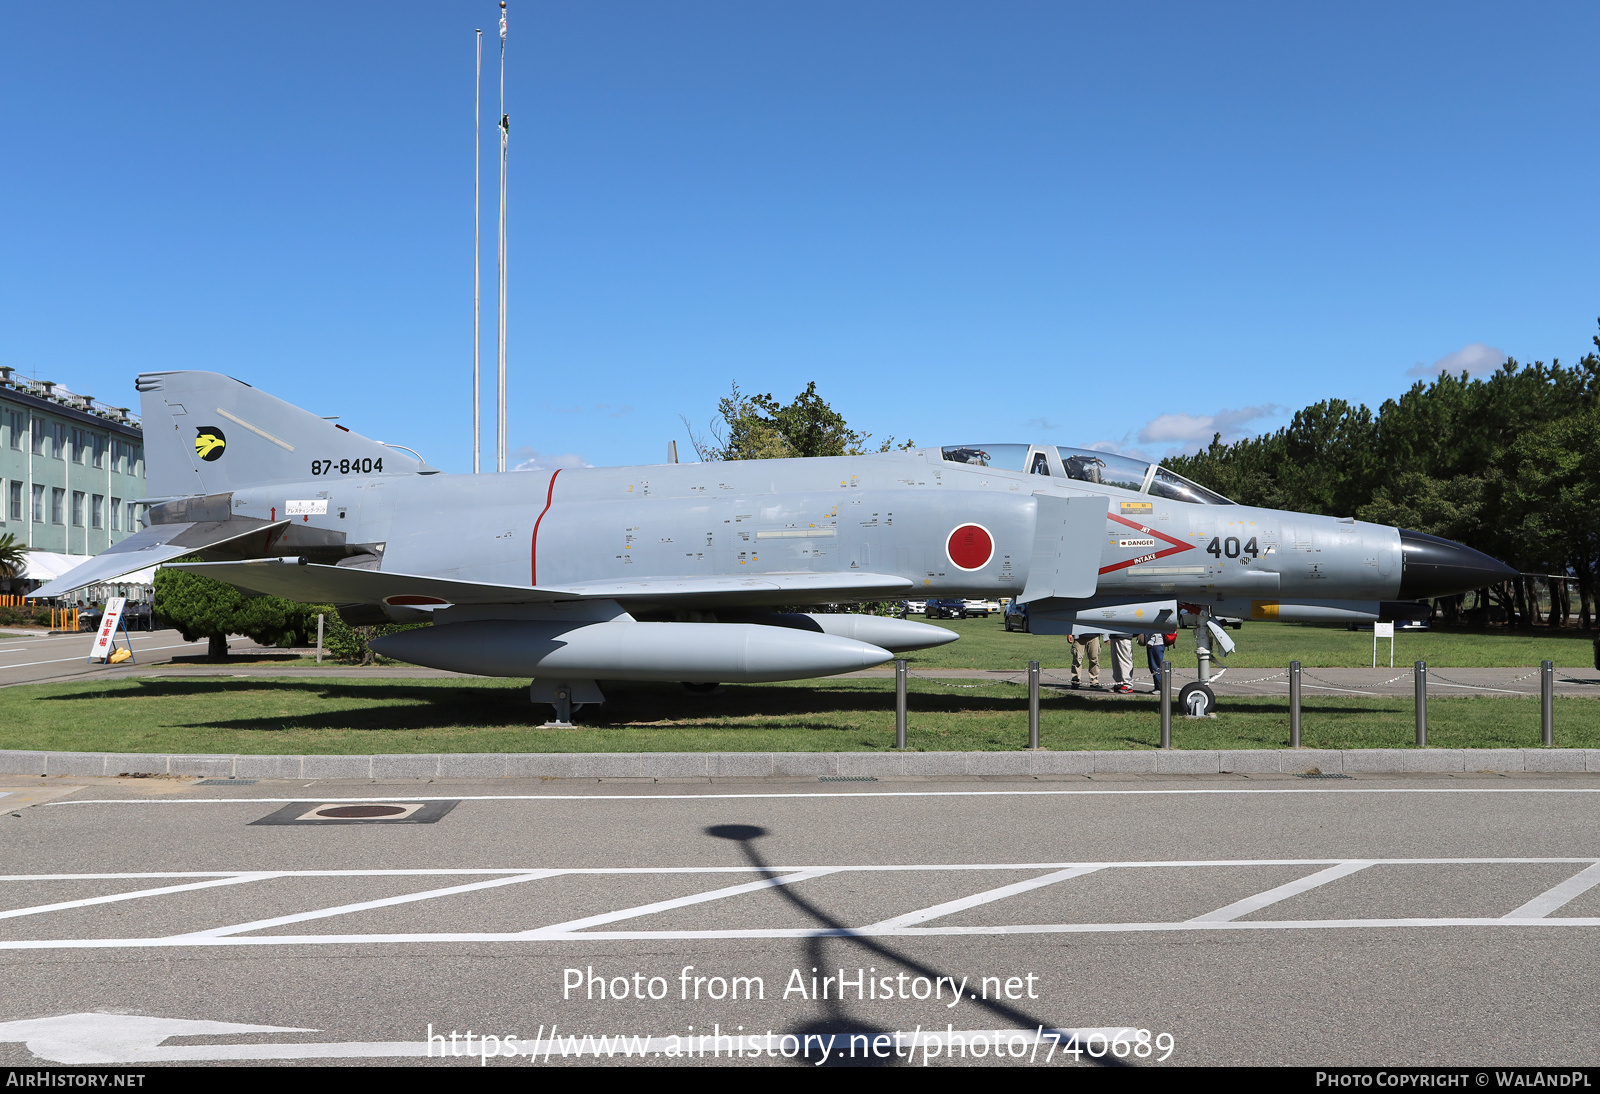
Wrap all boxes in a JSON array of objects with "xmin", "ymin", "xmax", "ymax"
[{"xmin": 311, "ymin": 458, "xmax": 383, "ymax": 476}]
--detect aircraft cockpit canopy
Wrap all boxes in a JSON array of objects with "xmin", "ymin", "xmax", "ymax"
[{"xmin": 939, "ymin": 444, "xmax": 1233, "ymax": 505}]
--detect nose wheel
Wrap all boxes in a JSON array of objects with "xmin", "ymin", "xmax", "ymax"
[{"xmin": 1178, "ymin": 681, "xmax": 1216, "ymax": 718}]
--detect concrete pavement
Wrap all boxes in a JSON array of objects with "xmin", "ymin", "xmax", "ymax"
[{"xmin": 2, "ymin": 771, "xmax": 1600, "ymax": 1066}]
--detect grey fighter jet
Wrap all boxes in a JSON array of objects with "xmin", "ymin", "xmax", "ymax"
[{"xmin": 36, "ymin": 373, "xmax": 1516, "ymax": 720}]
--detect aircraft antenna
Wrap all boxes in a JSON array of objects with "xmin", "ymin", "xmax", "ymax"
[
  {"xmin": 473, "ymin": 27, "xmax": 483, "ymax": 474},
  {"xmin": 496, "ymin": 1, "xmax": 509, "ymax": 473}
]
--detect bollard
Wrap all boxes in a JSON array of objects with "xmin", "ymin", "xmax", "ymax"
[
  {"xmin": 1414, "ymin": 661, "xmax": 1427, "ymax": 747},
  {"xmin": 1289, "ymin": 661, "xmax": 1302, "ymax": 748},
  {"xmin": 1159, "ymin": 652, "xmax": 1172, "ymax": 750},
  {"xmin": 316, "ymin": 613, "xmax": 325, "ymax": 665},
  {"xmin": 894, "ymin": 659, "xmax": 907, "ymax": 750},
  {"xmin": 1027, "ymin": 660, "xmax": 1041, "ymax": 750},
  {"xmin": 1541, "ymin": 660, "xmax": 1554, "ymax": 747}
]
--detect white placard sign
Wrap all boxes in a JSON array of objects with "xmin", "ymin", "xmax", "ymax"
[
  {"xmin": 1372, "ymin": 620, "xmax": 1395, "ymax": 667},
  {"xmin": 286, "ymin": 500, "xmax": 328, "ymax": 516},
  {"xmin": 90, "ymin": 597, "xmax": 127, "ymax": 663}
]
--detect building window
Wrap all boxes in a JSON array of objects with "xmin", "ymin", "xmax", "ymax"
[
  {"xmin": 91, "ymin": 494, "xmax": 103, "ymax": 529},
  {"xmin": 30, "ymin": 418, "xmax": 44, "ymax": 456},
  {"xmin": 126, "ymin": 501, "xmax": 137, "ymax": 531},
  {"xmin": 71, "ymin": 490, "xmax": 85, "ymax": 526},
  {"xmin": 71, "ymin": 429, "xmax": 85, "ymax": 464},
  {"xmin": 51, "ymin": 487, "xmax": 64, "ymax": 524},
  {"xmin": 4, "ymin": 412, "xmax": 18, "ymax": 450},
  {"xmin": 8, "ymin": 482, "xmax": 21, "ymax": 523},
  {"xmin": 52, "ymin": 423, "xmax": 66, "ymax": 460},
  {"xmin": 110, "ymin": 496, "xmax": 121, "ymax": 531},
  {"xmin": 32, "ymin": 485, "xmax": 45, "ymax": 523},
  {"xmin": 92, "ymin": 434, "xmax": 105, "ymax": 468},
  {"xmin": 0, "ymin": 480, "xmax": 5, "ymax": 524}
]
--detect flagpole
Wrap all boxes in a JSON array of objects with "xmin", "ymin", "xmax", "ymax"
[
  {"xmin": 496, "ymin": 0, "xmax": 509, "ymax": 473},
  {"xmin": 473, "ymin": 28, "xmax": 483, "ymax": 475}
]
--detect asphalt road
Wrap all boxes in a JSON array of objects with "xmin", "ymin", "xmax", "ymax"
[{"xmin": 2, "ymin": 771, "xmax": 1599, "ymax": 1067}]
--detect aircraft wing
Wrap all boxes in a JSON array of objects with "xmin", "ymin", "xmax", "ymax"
[
  {"xmin": 29, "ymin": 518, "xmax": 291, "ymax": 599},
  {"xmin": 167, "ymin": 560, "xmax": 915, "ymax": 608}
]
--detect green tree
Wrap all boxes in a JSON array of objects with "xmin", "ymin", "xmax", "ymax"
[
  {"xmin": 687, "ymin": 381, "xmax": 911, "ymax": 460},
  {"xmin": 0, "ymin": 533, "xmax": 27, "ymax": 581},
  {"xmin": 153, "ymin": 564, "xmax": 323, "ymax": 659}
]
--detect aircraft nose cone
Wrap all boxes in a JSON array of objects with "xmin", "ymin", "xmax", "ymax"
[{"xmin": 1397, "ymin": 529, "xmax": 1518, "ymax": 599}]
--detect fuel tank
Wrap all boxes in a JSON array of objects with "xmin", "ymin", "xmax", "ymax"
[
  {"xmin": 736, "ymin": 612, "xmax": 959, "ymax": 653},
  {"xmin": 368, "ymin": 620, "xmax": 894, "ymax": 682}
]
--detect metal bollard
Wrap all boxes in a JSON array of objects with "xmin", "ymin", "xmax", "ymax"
[
  {"xmin": 1414, "ymin": 661, "xmax": 1427, "ymax": 747},
  {"xmin": 894, "ymin": 659, "xmax": 907, "ymax": 750},
  {"xmin": 1289, "ymin": 661, "xmax": 1302, "ymax": 748},
  {"xmin": 316, "ymin": 613, "xmax": 325, "ymax": 665},
  {"xmin": 1027, "ymin": 660, "xmax": 1041, "ymax": 749},
  {"xmin": 1159, "ymin": 652, "xmax": 1172, "ymax": 750},
  {"xmin": 1541, "ymin": 660, "xmax": 1554, "ymax": 747}
]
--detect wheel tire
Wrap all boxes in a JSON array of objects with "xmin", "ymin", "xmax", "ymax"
[{"xmin": 1178, "ymin": 682, "xmax": 1217, "ymax": 718}]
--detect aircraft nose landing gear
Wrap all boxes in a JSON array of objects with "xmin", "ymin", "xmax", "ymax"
[{"xmin": 1178, "ymin": 681, "xmax": 1217, "ymax": 718}]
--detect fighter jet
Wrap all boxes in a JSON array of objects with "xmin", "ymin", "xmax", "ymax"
[{"xmin": 35, "ymin": 372, "xmax": 1516, "ymax": 720}]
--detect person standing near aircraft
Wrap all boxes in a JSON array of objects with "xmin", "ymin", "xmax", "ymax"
[
  {"xmin": 1108, "ymin": 633, "xmax": 1134, "ymax": 694},
  {"xmin": 1140, "ymin": 629, "xmax": 1175, "ymax": 693},
  {"xmin": 1071, "ymin": 631, "xmax": 1102, "ymax": 689}
]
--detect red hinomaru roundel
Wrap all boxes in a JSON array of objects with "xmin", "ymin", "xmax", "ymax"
[{"xmin": 946, "ymin": 524, "xmax": 994, "ymax": 570}]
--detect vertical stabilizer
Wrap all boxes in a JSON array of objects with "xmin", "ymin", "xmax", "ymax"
[{"xmin": 136, "ymin": 371, "xmax": 437, "ymax": 498}]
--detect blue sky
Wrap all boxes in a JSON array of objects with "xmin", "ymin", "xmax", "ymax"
[{"xmin": 4, "ymin": 2, "xmax": 1599, "ymax": 473}]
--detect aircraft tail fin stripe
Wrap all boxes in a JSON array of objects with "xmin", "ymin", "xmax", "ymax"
[{"xmin": 530, "ymin": 468, "xmax": 562, "ymax": 585}]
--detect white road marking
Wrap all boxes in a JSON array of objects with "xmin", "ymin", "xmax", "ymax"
[
  {"xmin": 0, "ymin": 916, "xmax": 1597, "ymax": 950},
  {"xmin": 173, "ymin": 870, "xmax": 562, "ymax": 939},
  {"xmin": 866, "ymin": 866, "xmax": 1105, "ymax": 930},
  {"xmin": 0, "ymin": 873, "xmax": 281, "ymax": 922},
  {"xmin": 1501, "ymin": 861, "xmax": 1600, "ymax": 920},
  {"xmin": 522, "ymin": 869, "xmax": 837, "ymax": 937},
  {"xmin": 48, "ymin": 786, "xmax": 1600, "ymax": 808},
  {"xmin": 0, "ymin": 641, "xmax": 215, "ymax": 672},
  {"xmin": 0, "ymin": 858, "xmax": 1594, "ymax": 950},
  {"xmin": 1185, "ymin": 861, "xmax": 1374, "ymax": 923}
]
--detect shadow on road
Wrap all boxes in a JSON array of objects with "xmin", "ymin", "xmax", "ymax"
[{"xmin": 703, "ymin": 822, "xmax": 1128, "ymax": 1068}]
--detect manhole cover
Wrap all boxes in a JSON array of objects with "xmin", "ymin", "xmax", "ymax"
[
  {"xmin": 314, "ymin": 804, "xmax": 409, "ymax": 819},
  {"xmin": 249, "ymin": 800, "xmax": 459, "ymax": 826}
]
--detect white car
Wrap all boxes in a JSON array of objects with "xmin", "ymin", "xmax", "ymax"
[
  {"xmin": 963, "ymin": 598, "xmax": 1001, "ymax": 617},
  {"xmin": 905, "ymin": 599, "xmax": 928, "ymax": 615}
]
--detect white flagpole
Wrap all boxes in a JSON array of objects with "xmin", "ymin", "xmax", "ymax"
[
  {"xmin": 473, "ymin": 28, "xmax": 483, "ymax": 475},
  {"xmin": 496, "ymin": 0, "xmax": 509, "ymax": 473}
]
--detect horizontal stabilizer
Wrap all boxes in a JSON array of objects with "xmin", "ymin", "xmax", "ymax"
[
  {"xmin": 168, "ymin": 561, "xmax": 914, "ymax": 609},
  {"xmin": 30, "ymin": 518, "xmax": 289, "ymax": 599}
]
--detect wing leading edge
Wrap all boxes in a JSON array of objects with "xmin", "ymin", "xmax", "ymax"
[{"xmin": 167, "ymin": 560, "xmax": 914, "ymax": 609}]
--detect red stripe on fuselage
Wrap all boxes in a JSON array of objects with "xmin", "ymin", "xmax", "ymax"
[
  {"xmin": 1097, "ymin": 511, "xmax": 1195, "ymax": 575},
  {"xmin": 530, "ymin": 469, "xmax": 562, "ymax": 586}
]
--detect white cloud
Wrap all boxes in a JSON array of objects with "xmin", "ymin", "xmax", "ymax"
[
  {"xmin": 1407, "ymin": 342, "xmax": 1506, "ymax": 379},
  {"xmin": 510, "ymin": 446, "xmax": 592, "ymax": 472},
  {"xmin": 1136, "ymin": 404, "xmax": 1282, "ymax": 446}
]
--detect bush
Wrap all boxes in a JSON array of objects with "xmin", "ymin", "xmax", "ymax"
[
  {"xmin": 319, "ymin": 612, "xmax": 425, "ymax": 666},
  {"xmin": 153, "ymin": 564, "xmax": 324, "ymax": 659}
]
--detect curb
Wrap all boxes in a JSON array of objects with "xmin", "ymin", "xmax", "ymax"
[{"xmin": 3, "ymin": 748, "xmax": 1598, "ymax": 779}]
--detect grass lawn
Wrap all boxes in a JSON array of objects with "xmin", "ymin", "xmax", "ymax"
[
  {"xmin": 904, "ymin": 616, "xmax": 1596, "ymax": 671},
  {"xmin": 1, "ymin": 675, "xmax": 1594, "ymax": 755}
]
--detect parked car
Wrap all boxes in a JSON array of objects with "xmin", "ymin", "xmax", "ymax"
[
  {"xmin": 904, "ymin": 599, "xmax": 928, "ymax": 615},
  {"xmin": 963, "ymin": 598, "xmax": 1000, "ymax": 617},
  {"xmin": 925, "ymin": 598, "xmax": 967, "ymax": 620},
  {"xmin": 1004, "ymin": 601, "xmax": 1029, "ymax": 632}
]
